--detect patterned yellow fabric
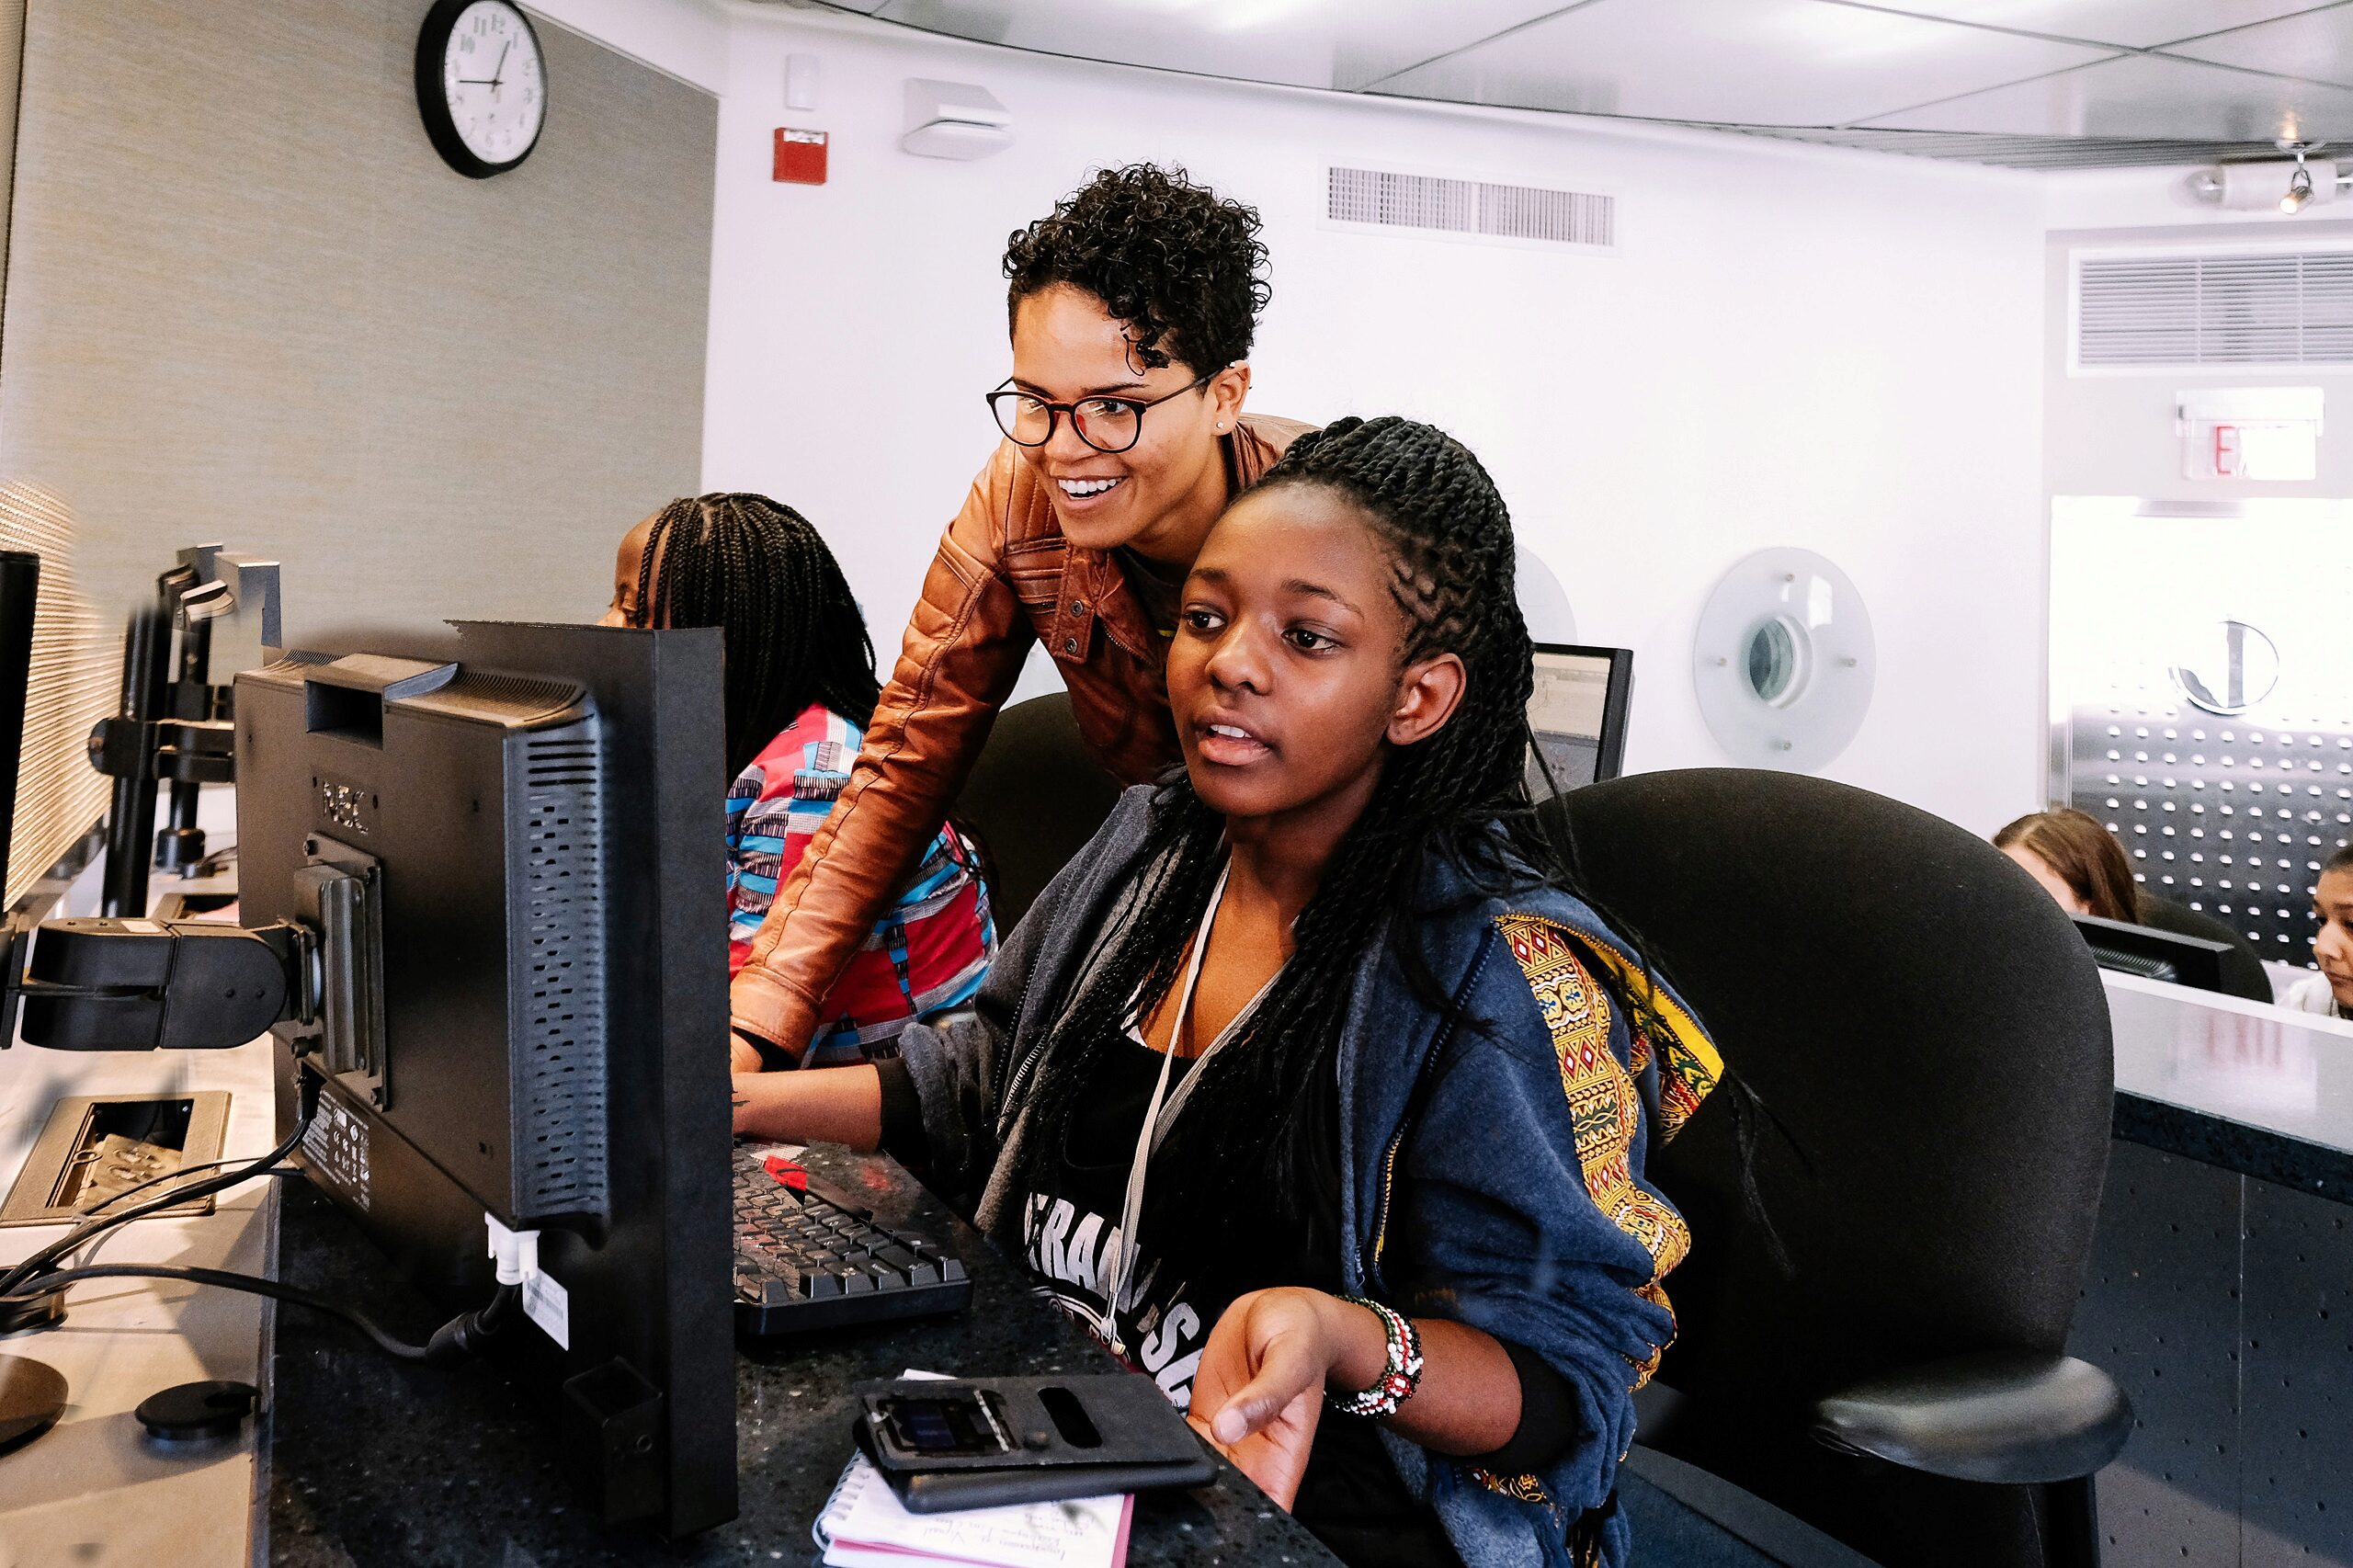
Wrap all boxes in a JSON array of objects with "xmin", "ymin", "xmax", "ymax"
[
  {"xmin": 1496, "ymin": 915, "xmax": 1709, "ymax": 1388},
  {"xmin": 1556, "ymin": 928, "xmax": 1722, "ymax": 1142},
  {"xmin": 1470, "ymin": 1468, "xmax": 1551, "ymax": 1505}
]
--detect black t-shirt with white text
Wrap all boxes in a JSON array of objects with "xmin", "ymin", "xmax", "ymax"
[{"xmin": 1016, "ymin": 1033, "xmax": 1462, "ymax": 1568}]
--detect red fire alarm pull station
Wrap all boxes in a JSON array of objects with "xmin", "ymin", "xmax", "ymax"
[{"xmin": 775, "ymin": 128, "xmax": 828, "ymax": 185}]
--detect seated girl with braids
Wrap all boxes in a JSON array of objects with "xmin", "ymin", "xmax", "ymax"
[
  {"xmin": 730, "ymin": 422, "xmax": 1720, "ymax": 1568},
  {"xmin": 601, "ymin": 494, "xmax": 995, "ymax": 1066}
]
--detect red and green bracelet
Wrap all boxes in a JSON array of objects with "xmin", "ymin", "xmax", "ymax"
[{"xmin": 1330, "ymin": 1295, "xmax": 1425, "ymax": 1419}]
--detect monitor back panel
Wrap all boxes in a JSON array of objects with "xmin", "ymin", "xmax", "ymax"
[{"xmin": 238, "ymin": 620, "xmax": 735, "ymax": 1538}]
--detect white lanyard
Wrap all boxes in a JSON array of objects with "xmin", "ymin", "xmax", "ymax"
[{"xmin": 1103, "ymin": 861, "xmax": 1270, "ymax": 1358}]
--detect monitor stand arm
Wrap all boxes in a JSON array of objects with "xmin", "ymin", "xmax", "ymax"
[{"xmin": 0, "ymin": 915, "xmax": 318, "ymax": 1053}]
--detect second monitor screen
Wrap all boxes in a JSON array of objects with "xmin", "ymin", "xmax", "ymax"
[{"xmin": 1527, "ymin": 647, "xmax": 1622, "ymax": 790}]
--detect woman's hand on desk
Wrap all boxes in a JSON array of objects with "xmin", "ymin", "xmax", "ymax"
[
  {"xmin": 730, "ymin": 1062, "xmax": 885, "ymax": 1151},
  {"xmin": 1188, "ymin": 1288, "xmax": 1525, "ymax": 1510},
  {"xmin": 1188, "ymin": 1289, "xmax": 1331, "ymax": 1508}
]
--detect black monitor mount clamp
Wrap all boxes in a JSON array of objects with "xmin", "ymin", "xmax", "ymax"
[{"xmin": 0, "ymin": 836, "xmax": 385, "ymax": 1114}]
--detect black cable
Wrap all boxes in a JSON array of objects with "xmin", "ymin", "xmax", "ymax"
[
  {"xmin": 0, "ymin": 1264, "xmax": 434, "ymax": 1360},
  {"xmin": 0, "ymin": 1105, "xmax": 314, "ymax": 1298},
  {"xmin": 83, "ymin": 1165, "xmax": 303, "ymax": 1219},
  {"xmin": 0, "ymin": 1266, "xmax": 522, "ymax": 1367},
  {"xmin": 83, "ymin": 1150, "xmax": 297, "ymax": 1215},
  {"xmin": 188, "ymin": 845, "xmax": 238, "ymax": 878}
]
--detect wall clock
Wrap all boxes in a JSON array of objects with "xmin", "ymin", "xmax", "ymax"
[{"xmin": 415, "ymin": 0, "xmax": 548, "ymax": 179}]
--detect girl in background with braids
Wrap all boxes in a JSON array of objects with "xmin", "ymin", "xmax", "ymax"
[
  {"xmin": 732, "ymin": 422, "xmax": 1721, "ymax": 1567},
  {"xmin": 602, "ymin": 494, "xmax": 995, "ymax": 1067}
]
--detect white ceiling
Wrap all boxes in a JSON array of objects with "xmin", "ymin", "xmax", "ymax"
[{"xmin": 790, "ymin": 0, "xmax": 2353, "ymax": 165}]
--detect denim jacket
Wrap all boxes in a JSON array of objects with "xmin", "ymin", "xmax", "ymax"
[{"xmin": 892, "ymin": 787, "xmax": 1722, "ymax": 1568}]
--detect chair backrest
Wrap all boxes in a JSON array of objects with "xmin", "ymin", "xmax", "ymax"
[
  {"xmin": 1553, "ymin": 769, "xmax": 2115, "ymax": 1566},
  {"xmin": 952, "ymin": 692, "xmax": 1125, "ymax": 935},
  {"xmin": 2133, "ymin": 893, "xmax": 2274, "ymax": 1002}
]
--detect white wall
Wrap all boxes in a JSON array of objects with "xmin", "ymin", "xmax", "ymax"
[{"xmin": 688, "ymin": 7, "xmax": 2052, "ymax": 835}]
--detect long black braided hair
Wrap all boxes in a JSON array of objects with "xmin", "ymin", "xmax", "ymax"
[
  {"xmin": 628, "ymin": 493, "xmax": 881, "ymax": 780},
  {"xmin": 1011, "ymin": 415, "xmax": 1669, "ymax": 1259}
]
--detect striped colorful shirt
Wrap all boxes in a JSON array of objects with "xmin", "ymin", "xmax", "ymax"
[{"xmin": 726, "ymin": 703, "xmax": 995, "ymax": 1066}]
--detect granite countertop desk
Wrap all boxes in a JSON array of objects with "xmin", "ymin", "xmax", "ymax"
[
  {"xmin": 261, "ymin": 1142, "xmax": 1339, "ymax": 1567},
  {"xmin": 2104, "ymin": 971, "xmax": 2353, "ymax": 1204}
]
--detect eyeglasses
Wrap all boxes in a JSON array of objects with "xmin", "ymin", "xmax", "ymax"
[{"xmin": 984, "ymin": 373, "xmax": 1213, "ymax": 455}]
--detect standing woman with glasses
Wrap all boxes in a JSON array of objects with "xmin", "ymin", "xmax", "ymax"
[{"xmin": 730, "ymin": 164, "xmax": 1311, "ymax": 1071}]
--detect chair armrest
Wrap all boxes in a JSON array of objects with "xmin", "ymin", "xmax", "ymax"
[{"xmin": 1808, "ymin": 1351, "xmax": 2132, "ymax": 1485}]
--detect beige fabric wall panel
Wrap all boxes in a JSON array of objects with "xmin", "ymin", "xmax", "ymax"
[
  {"xmin": 0, "ymin": 0, "xmax": 28, "ymax": 338},
  {"xmin": 0, "ymin": 0, "xmax": 715, "ymax": 630}
]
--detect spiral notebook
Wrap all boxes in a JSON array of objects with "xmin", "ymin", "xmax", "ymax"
[
  {"xmin": 812, "ymin": 1455, "xmax": 1132, "ymax": 1568},
  {"xmin": 813, "ymin": 1371, "xmax": 1131, "ymax": 1568}
]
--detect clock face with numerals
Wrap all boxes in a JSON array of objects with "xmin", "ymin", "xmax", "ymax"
[{"xmin": 415, "ymin": 0, "xmax": 546, "ymax": 178}]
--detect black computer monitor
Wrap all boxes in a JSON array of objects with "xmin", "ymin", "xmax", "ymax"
[
  {"xmin": 235, "ymin": 619, "xmax": 736, "ymax": 1537},
  {"xmin": 1527, "ymin": 642, "xmax": 1633, "ymax": 791},
  {"xmin": 2071, "ymin": 912, "xmax": 2233, "ymax": 995}
]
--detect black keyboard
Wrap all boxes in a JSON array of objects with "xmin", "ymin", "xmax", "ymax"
[{"xmin": 732, "ymin": 1146, "xmax": 972, "ymax": 1336}]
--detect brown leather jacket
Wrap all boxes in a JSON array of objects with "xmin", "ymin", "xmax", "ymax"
[{"xmin": 730, "ymin": 413, "xmax": 1313, "ymax": 1051}]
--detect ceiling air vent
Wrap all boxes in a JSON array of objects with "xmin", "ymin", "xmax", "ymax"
[
  {"xmin": 2075, "ymin": 247, "xmax": 2353, "ymax": 371},
  {"xmin": 1326, "ymin": 166, "xmax": 1614, "ymax": 252}
]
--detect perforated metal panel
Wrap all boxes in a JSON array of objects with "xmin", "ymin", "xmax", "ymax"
[
  {"xmin": 2074, "ymin": 1142, "xmax": 2353, "ymax": 1568},
  {"xmin": 2070, "ymin": 1143, "xmax": 2243, "ymax": 1565},
  {"xmin": 2241, "ymin": 1180, "xmax": 2353, "ymax": 1566},
  {"xmin": 2065, "ymin": 700, "xmax": 2353, "ymax": 962},
  {"xmin": 513, "ymin": 722, "xmax": 608, "ymax": 1221},
  {"xmin": 2051, "ymin": 503, "xmax": 2353, "ymax": 971}
]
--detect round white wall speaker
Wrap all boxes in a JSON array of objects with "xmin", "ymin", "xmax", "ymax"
[{"xmin": 1692, "ymin": 547, "xmax": 1875, "ymax": 771}]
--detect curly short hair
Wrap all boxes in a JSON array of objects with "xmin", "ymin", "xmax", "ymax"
[{"xmin": 1002, "ymin": 164, "xmax": 1271, "ymax": 375}]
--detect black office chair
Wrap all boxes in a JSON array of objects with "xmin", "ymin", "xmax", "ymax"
[
  {"xmin": 1552, "ymin": 769, "xmax": 2132, "ymax": 1568},
  {"xmin": 952, "ymin": 691, "xmax": 1125, "ymax": 935},
  {"xmin": 2133, "ymin": 892, "xmax": 2273, "ymax": 1002}
]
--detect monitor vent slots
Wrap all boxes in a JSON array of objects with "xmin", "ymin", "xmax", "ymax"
[
  {"xmin": 416, "ymin": 670, "xmax": 585, "ymax": 724},
  {"xmin": 516, "ymin": 722, "xmax": 608, "ymax": 1221}
]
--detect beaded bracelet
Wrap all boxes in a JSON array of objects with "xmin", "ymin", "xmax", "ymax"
[{"xmin": 1329, "ymin": 1295, "xmax": 1425, "ymax": 1419}]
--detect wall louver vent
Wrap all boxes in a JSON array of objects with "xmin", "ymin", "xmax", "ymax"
[
  {"xmin": 1326, "ymin": 166, "xmax": 1614, "ymax": 251},
  {"xmin": 2075, "ymin": 248, "xmax": 2353, "ymax": 369}
]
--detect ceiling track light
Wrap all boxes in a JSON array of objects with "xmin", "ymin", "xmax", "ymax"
[
  {"xmin": 2282, "ymin": 142, "xmax": 2318, "ymax": 213},
  {"xmin": 2189, "ymin": 142, "xmax": 2344, "ymax": 213}
]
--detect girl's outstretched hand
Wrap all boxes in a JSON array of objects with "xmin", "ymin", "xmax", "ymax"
[{"xmin": 1187, "ymin": 1287, "xmax": 1341, "ymax": 1509}]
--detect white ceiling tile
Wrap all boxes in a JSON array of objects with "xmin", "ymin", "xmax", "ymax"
[
  {"xmin": 865, "ymin": 0, "xmax": 1564, "ymax": 92},
  {"xmin": 1857, "ymin": 50, "xmax": 2353, "ymax": 136},
  {"xmin": 1370, "ymin": 0, "xmax": 2114, "ymax": 127},
  {"xmin": 2165, "ymin": 5, "xmax": 2353, "ymax": 87},
  {"xmin": 1852, "ymin": 2, "xmax": 2342, "ymax": 51}
]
